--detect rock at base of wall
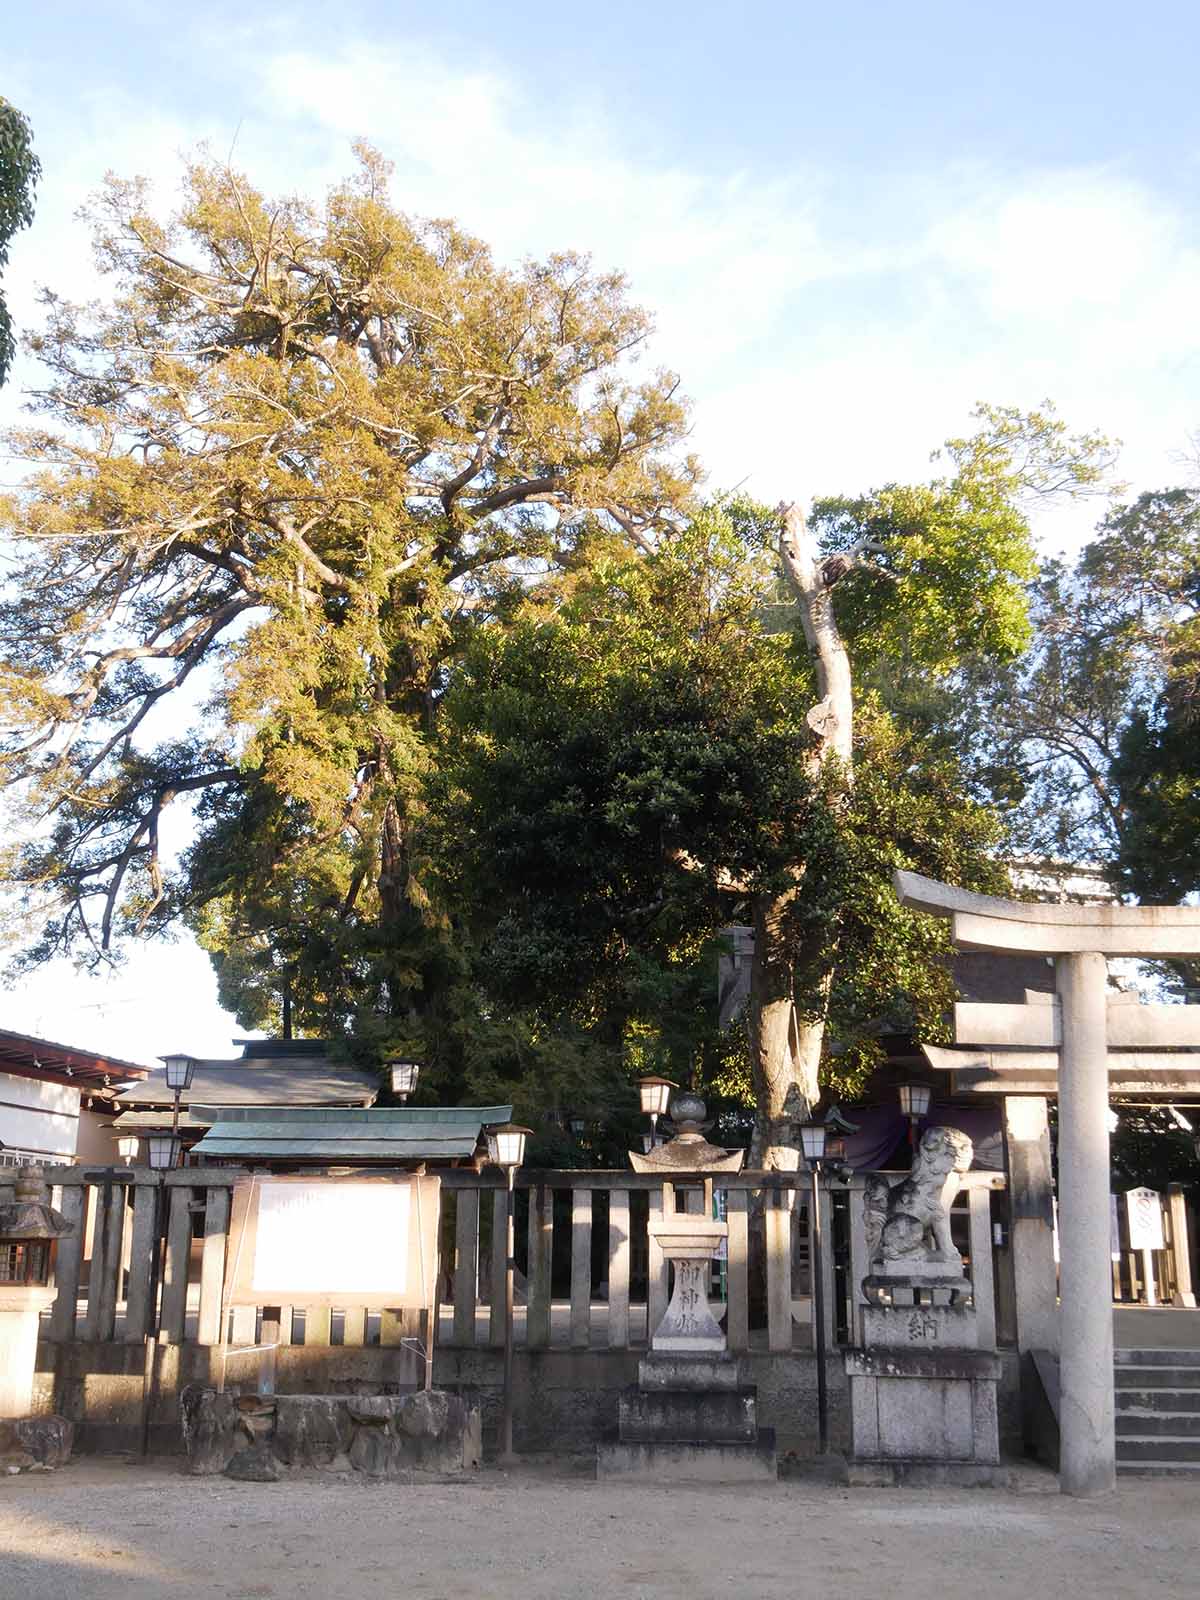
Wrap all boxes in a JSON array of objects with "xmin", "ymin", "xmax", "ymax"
[
  {"xmin": 180, "ymin": 1385, "xmax": 245, "ymax": 1475},
  {"xmin": 179, "ymin": 1389, "xmax": 481, "ymax": 1482},
  {"xmin": 225, "ymin": 1442, "xmax": 283, "ymax": 1482},
  {"xmin": 14, "ymin": 1415, "xmax": 74, "ymax": 1468},
  {"xmin": 273, "ymin": 1395, "xmax": 353, "ymax": 1468},
  {"xmin": 0, "ymin": 1416, "xmax": 73, "ymax": 1473}
]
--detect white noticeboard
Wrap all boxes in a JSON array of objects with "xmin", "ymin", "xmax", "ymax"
[
  {"xmin": 225, "ymin": 1174, "xmax": 440, "ymax": 1310},
  {"xmin": 1125, "ymin": 1187, "xmax": 1165, "ymax": 1252},
  {"xmin": 253, "ymin": 1181, "xmax": 410, "ymax": 1297}
]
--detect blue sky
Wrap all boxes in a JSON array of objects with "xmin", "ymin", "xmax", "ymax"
[{"xmin": 2, "ymin": 2, "xmax": 1199, "ymax": 1066}]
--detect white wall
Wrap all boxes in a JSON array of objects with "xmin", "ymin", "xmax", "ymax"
[{"xmin": 0, "ymin": 1070, "xmax": 80, "ymax": 1161}]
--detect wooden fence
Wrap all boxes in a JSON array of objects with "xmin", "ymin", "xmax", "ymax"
[{"xmin": 7, "ymin": 1164, "xmax": 1007, "ymax": 1359}]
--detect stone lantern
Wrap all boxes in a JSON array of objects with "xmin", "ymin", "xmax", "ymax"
[{"xmin": 0, "ymin": 1166, "xmax": 73, "ymax": 1417}]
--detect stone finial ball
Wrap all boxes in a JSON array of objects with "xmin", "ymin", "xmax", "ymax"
[{"xmin": 668, "ymin": 1091, "xmax": 706, "ymax": 1126}]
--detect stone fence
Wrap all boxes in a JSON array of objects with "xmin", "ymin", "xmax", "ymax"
[{"xmin": 4, "ymin": 1164, "xmax": 1014, "ymax": 1456}]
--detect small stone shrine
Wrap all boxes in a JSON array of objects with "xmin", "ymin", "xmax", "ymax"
[
  {"xmin": 597, "ymin": 1093, "xmax": 776, "ymax": 1482},
  {"xmin": 844, "ymin": 1126, "xmax": 1007, "ymax": 1485},
  {"xmin": 0, "ymin": 1165, "xmax": 76, "ymax": 1472}
]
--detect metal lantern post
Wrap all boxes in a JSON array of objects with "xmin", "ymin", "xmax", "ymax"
[
  {"xmin": 897, "ymin": 1081, "xmax": 932, "ymax": 1147},
  {"xmin": 388, "ymin": 1059, "xmax": 421, "ymax": 1104},
  {"xmin": 637, "ymin": 1076, "xmax": 677, "ymax": 1148},
  {"xmin": 160, "ymin": 1053, "xmax": 198, "ymax": 1150},
  {"xmin": 487, "ymin": 1122, "xmax": 532, "ymax": 1466},
  {"xmin": 138, "ymin": 1129, "xmax": 181, "ymax": 1453},
  {"xmin": 799, "ymin": 1117, "xmax": 830, "ymax": 1455}
]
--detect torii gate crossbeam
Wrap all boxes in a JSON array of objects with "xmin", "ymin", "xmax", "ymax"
[{"xmin": 895, "ymin": 870, "xmax": 1200, "ymax": 1498}]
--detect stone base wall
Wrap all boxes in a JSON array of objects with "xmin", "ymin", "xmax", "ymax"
[
  {"xmin": 181, "ymin": 1388, "xmax": 481, "ymax": 1480},
  {"xmin": 32, "ymin": 1340, "xmax": 1021, "ymax": 1460}
]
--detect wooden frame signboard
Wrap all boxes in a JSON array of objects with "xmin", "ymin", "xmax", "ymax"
[{"xmin": 225, "ymin": 1173, "xmax": 442, "ymax": 1311}]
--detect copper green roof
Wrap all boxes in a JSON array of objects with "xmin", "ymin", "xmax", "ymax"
[{"xmin": 189, "ymin": 1105, "xmax": 513, "ymax": 1162}]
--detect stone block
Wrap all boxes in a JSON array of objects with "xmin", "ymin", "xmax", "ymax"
[
  {"xmin": 845, "ymin": 1459, "xmax": 1014, "ymax": 1488},
  {"xmin": 876, "ymin": 1376, "xmax": 974, "ymax": 1461},
  {"xmin": 617, "ymin": 1386, "xmax": 758, "ymax": 1444},
  {"xmin": 348, "ymin": 1422, "xmax": 400, "ymax": 1478},
  {"xmin": 637, "ymin": 1354, "xmax": 740, "ymax": 1392},
  {"xmin": 862, "ymin": 1305, "xmax": 980, "ymax": 1351},
  {"xmin": 396, "ymin": 1389, "xmax": 450, "ymax": 1438},
  {"xmin": 273, "ymin": 1395, "xmax": 353, "ymax": 1468},
  {"xmin": 225, "ymin": 1442, "xmax": 283, "ymax": 1482},
  {"xmin": 180, "ymin": 1385, "xmax": 245, "ymax": 1475},
  {"xmin": 597, "ymin": 1432, "xmax": 777, "ymax": 1483},
  {"xmin": 13, "ymin": 1415, "xmax": 73, "ymax": 1468}
]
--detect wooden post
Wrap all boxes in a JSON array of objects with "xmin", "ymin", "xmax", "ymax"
[
  {"xmin": 725, "ymin": 1188, "xmax": 749, "ymax": 1353},
  {"xmin": 569, "ymin": 1188, "xmax": 592, "ymax": 1350},
  {"xmin": 83, "ymin": 1180, "xmax": 126, "ymax": 1342},
  {"xmin": 765, "ymin": 1188, "xmax": 792, "ymax": 1353},
  {"xmin": 608, "ymin": 1188, "xmax": 630, "ymax": 1349},
  {"xmin": 159, "ymin": 1185, "xmax": 192, "ymax": 1344},
  {"xmin": 47, "ymin": 1185, "xmax": 86, "ymax": 1343},
  {"xmin": 259, "ymin": 1307, "xmax": 280, "ymax": 1397},
  {"xmin": 124, "ymin": 1184, "xmax": 162, "ymax": 1344},
  {"xmin": 1168, "ymin": 1184, "xmax": 1197, "ymax": 1308},
  {"xmin": 526, "ymin": 1184, "xmax": 552, "ymax": 1349},
  {"xmin": 196, "ymin": 1187, "xmax": 231, "ymax": 1348},
  {"xmin": 452, "ymin": 1189, "xmax": 480, "ymax": 1346},
  {"xmin": 489, "ymin": 1187, "xmax": 509, "ymax": 1349},
  {"xmin": 846, "ymin": 1178, "xmax": 870, "ymax": 1346}
]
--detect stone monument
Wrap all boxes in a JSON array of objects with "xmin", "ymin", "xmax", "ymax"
[
  {"xmin": 597, "ymin": 1093, "xmax": 776, "ymax": 1481},
  {"xmin": 844, "ymin": 1126, "xmax": 1007, "ymax": 1485}
]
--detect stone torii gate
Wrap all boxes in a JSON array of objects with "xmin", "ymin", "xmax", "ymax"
[{"xmin": 895, "ymin": 870, "xmax": 1200, "ymax": 1497}]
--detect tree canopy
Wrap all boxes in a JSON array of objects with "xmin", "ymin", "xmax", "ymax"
[
  {"xmin": 0, "ymin": 96, "xmax": 40, "ymax": 387},
  {"xmin": 0, "ymin": 147, "xmax": 697, "ymax": 1039}
]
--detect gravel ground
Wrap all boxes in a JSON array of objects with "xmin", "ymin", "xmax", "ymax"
[{"xmin": 2, "ymin": 1457, "xmax": 1197, "ymax": 1600}]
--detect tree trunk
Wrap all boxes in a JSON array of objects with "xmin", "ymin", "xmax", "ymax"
[{"xmin": 746, "ymin": 505, "xmax": 856, "ymax": 1170}]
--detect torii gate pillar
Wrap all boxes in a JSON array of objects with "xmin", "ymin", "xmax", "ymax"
[
  {"xmin": 1056, "ymin": 952, "xmax": 1112, "ymax": 1495},
  {"xmin": 895, "ymin": 871, "xmax": 1200, "ymax": 1498}
]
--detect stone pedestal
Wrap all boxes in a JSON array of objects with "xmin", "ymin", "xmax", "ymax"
[
  {"xmin": 0, "ymin": 1284, "xmax": 55, "ymax": 1417},
  {"xmin": 597, "ymin": 1354, "xmax": 776, "ymax": 1482},
  {"xmin": 649, "ymin": 1218, "xmax": 728, "ymax": 1354},
  {"xmin": 844, "ymin": 1302, "xmax": 1007, "ymax": 1486}
]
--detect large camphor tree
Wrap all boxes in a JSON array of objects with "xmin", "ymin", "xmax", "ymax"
[{"xmin": 0, "ymin": 147, "xmax": 697, "ymax": 1035}]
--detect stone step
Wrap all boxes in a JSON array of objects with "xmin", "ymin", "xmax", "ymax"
[
  {"xmin": 597, "ymin": 1431, "xmax": 777, "ymax": 1483},
  {"xmin": 1114, "ymin": 1348, "xmax": 1200, "ymax": 1367},
  {"xmin": 1115, "ymin": 1434, "xmax": 1200, "ymax": 1462},
  {"xmin": 1117, "ymin": 1460, "xmax": 1200, "ymax": 1478},
  {"xmin": 1116, "ymin": 1410, "xmax": 1200, "ymax": 1437},
  {"xmin": 1116, "ymin": 1388, "xmax": 1200, "ymax": 1413},
  {"xmin": 1114, "ymin": 1366, "xmax": 1200, "ymax": 1389},
  {"xmin": 618, "ymin": 1387, "xmax": 758, "ymax": 1445}
]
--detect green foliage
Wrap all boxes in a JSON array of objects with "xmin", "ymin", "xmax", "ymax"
[
  {"xmin": 434, "ymin": 510, "xmax": 1010, "ymax": 1119},
  {"xmin": 0, "ymin": 97, "xmax": 40, "ymax": 386},
  {"xmin": 0, "ymin": 147, "xmax": 696, "ymax": 1031},
  {"xmin": 949, "ymin": 486, "xmax": 1200, "ymax": 886}
]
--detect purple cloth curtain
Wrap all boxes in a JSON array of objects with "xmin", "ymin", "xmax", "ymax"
[{"xmin": 841, "ymin": 1100, "xmax": 1003, "ymax": 1172}]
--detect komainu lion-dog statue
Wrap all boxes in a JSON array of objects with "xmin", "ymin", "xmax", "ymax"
[{"xmin": 864, "ymin": 1125, "xmax": 974, "ymax": 1266}]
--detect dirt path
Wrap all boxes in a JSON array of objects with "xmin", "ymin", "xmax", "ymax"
[{"xmin": 2, "ymin": 1458, "xmax": 1196, "ymax": 1600}]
